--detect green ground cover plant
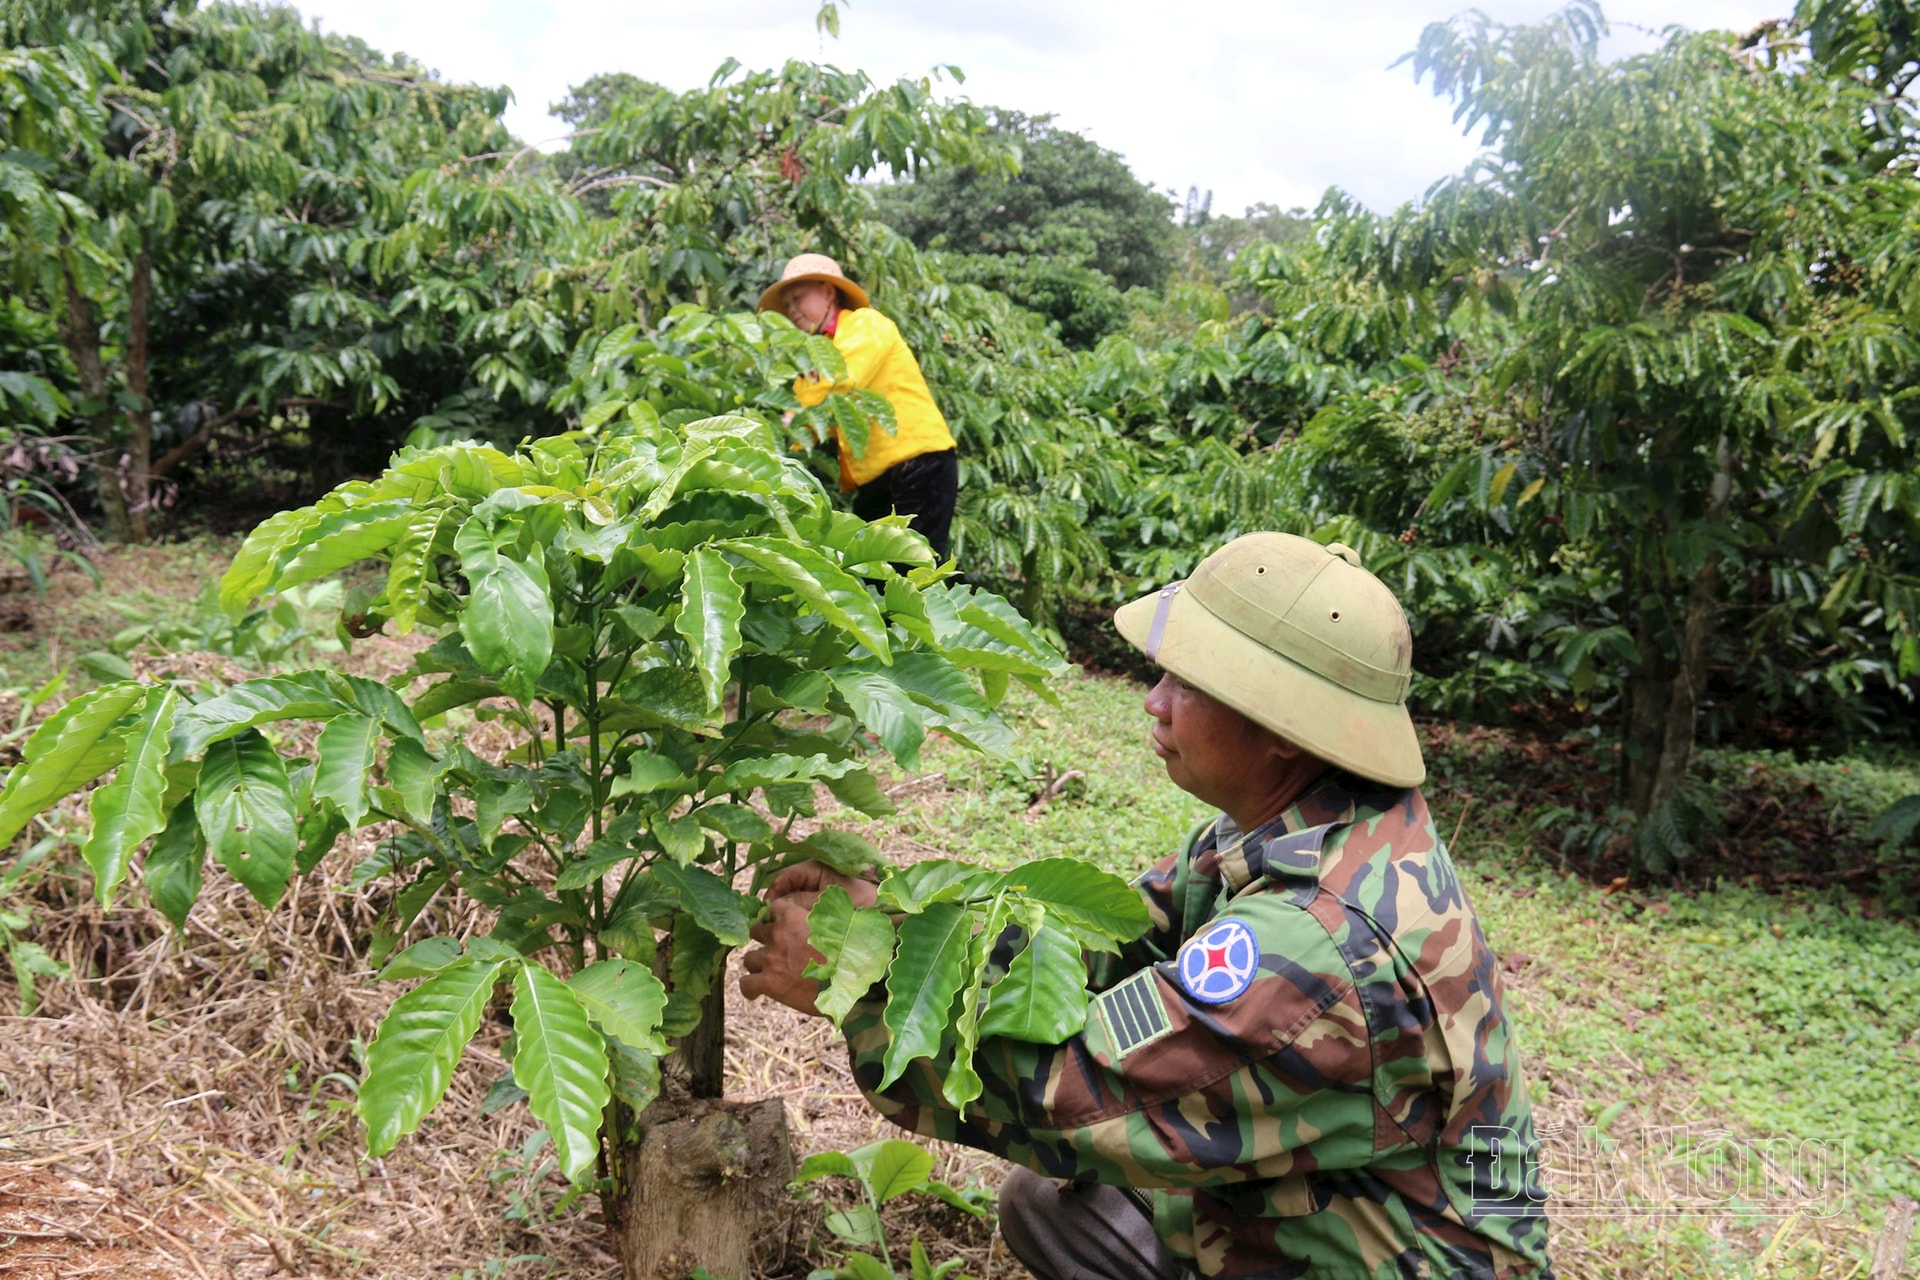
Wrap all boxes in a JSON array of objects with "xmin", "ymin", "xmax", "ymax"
[{"xmin": 0, "ymin": 536, "xmax": 236, "ymax": 690}]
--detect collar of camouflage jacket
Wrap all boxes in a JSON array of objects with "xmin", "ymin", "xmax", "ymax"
[{"xmin": 1200, "ymin": 773, "xmax": 1380, "ymax": 892}]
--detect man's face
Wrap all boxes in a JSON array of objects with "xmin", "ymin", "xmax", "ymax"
[
  {"xmin": 782, "ymin": 281, "xmax": 839, "ymax": 333},
  {"xmin": 1143, "ymin": 672, "xmax": 1286, "ymax": 817}
]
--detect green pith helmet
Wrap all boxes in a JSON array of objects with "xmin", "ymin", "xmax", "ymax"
[{"xmin": 1113, "ymin": 532, "xmax": 1425, "ymax": 788}]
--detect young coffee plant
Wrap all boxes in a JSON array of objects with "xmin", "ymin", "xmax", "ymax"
[
  {"xmin": 561, "ymin": 306, "xmax": 902, "ymax": 467},
  {"xmin": 0, "ymin": 411, "xmax": 1147, "ymax": 1262},
  {"xmin": 793, "ymin": 1138, "xmax": 987, "ymax": 1280}
]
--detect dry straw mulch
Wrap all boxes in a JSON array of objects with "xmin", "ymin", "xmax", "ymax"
[{"xmin": 0, "ymin": 809, "xmax": 1010, "ymax": 1280}]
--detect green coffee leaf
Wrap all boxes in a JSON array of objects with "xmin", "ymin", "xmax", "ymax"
[
  {"xmin": 334, "ymin": 674, "xmax": 427, "ymax": 745},
  {"xmin": 611, "ymin": 751, "xmax": 690, "ymax": 798},
  {"xmin": 359, "ymin": 957, "xmax": 511, "ymax": 1156},
  {"xmin": 480, "ymin": 1076, "xmax": 530, "ymax": 1117},
  {"xmin": 943, "ymin": 897, "xmax": 1007, "ymax": 1108},
  {"xmin": 608, "ymin": 1040, "xmax": 662, "ymax": 1113},
  {"xmin": 197, "ymin": 730, "xmax": 297, "ymax": 908},
  {"xmin": 879, "ymin": 903, "xmax": 970, "ymax": 1088},
  {"xmin": 462, "ymin": 554, "xmax": 554, "ymax": 702},
  {"xmin": 708, "ymin": 751, "xmax": 861, "ymax": 796},
  {"xmin": 408, "ymin": 679, "xmax": 500, "ymax": 723},
  {"xmin": 992, "ymin": 858, "xmax": 1150, "ymax": 952},
  {"xmin": 378, "ymin": 936, "xmax": 469, "ymax": 981},
  {"xmin": 829, "ymin": 668, "xmax": 927, "ymax": 769},
  {"xmin": 314, "ymin": 713, "xmax": 380, "ymax": 828},
  {"xmin": 676, "ymin": 548, "xmax": 745, "ymax": 711},
  {"xmin": 82, "ymin": 686, "xmax": 178, "ymax": 906},
  {"xmin": 841, "ymin": 519, "xmax": 935, "ymax": 569},
  {"xmin": 692, "ymin": 803, "xmax": 772, "ymax": 843},
  {"xmin": 510, "ymin": 964, "xmax": 611, "ymax": 1184},
  {"xmin": 652, "ymin": 860, "xmax": 751, "ymax": 946},
  {"xmin": 792, "ymin": 1150, "xmax": 861, "ymax": 1183},
  {"xmin": 221, "ymin": 506, "xmax": 316, "ymax": 618},
  {"xmin": 274, "ymin": 500, "xmax": 417, "ymax": 593},
  {"xmin": 977, "ymin": 924, "xmax": 1088, "ymax": 1043},
  {"xmin": 614, "ymin": 667, "xmax": 716, "ymax": 733},
  {"xmin": 170, "ymin": 673, "xmax": 350, "ymax": 759},
  {"xmin": 860, "ymin": 651, "xmax": 990, "ymax": 720},
  {"xmin": 297, "ymin": 800, "xmax": 350, "ymax": 874},
  {"xmin": 385, "ymin": 506, "xmax": 457, "ymax": 635},
  {"xmin": 862, "ymin": 1138, "xmax": 934, "ymax": 1205},
  {"xmin": 142, "ymin": 797, "xmax": 204, "ymax": 931},
  {"xmin": 554, "ymin": 838, "xmax": 637, "ymax": 891},
  {"xmin": 825, "ymin": 1206, "xmax": 884, "ymax": 1250},
  {"xmin": 0, "ymin": 682, "xmax": 148, "ymax": 849},
  {"xmin": 717, "ymin": 536, "xmax": 891, "ymax": 661},
  {"xmin": 654, "ymin": 813, "xmax": 707, "ymax": 863},
  {"xmin": 806, "ymin": 888, "xmax": 897, "ymax": 1025},
  {"xmin": 386, "ymin": 738, "xmax": 444, "ymax": 826},
  {"xmin": 567, "ymin": 959, "xmax": 668, "ymax": 1055},
  {"xmin": 881, "ymin": 861, "xmax": 995, "ymax": 914},
  {"xmin": 662, "ymin": 917, "xmax": 725, "ymax": 1038},
  {"xmin": 790, "ymin": 829, "xmax": 882, "ymax": 877},
  {"xmin": 823, "ymin": 768, "xmax": 896, "ymax": 818}
]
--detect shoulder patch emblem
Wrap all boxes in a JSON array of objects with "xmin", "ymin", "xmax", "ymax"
[
  {"xmin": 1096, "ymin": 968, "xmax": 1172, "ymax": 1060},
  {"xmin": 1176, "ymin": 918, "xmax": 1261, "ymax": 1004}
]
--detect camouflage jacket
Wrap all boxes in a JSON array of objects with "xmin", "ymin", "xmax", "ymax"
[{"xmin": 846, "ymin": 771, "xmax": 1553, "ymax": 1280}]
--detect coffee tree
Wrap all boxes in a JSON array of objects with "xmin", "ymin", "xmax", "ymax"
[{"xmin": 0, "ymin": 412, "xmax": 1147, "ymax": 1279}]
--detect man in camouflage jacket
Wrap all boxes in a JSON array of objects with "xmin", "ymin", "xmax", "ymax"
[{"xmin": 743, "ymin": 533, "xmax": 1553, "ymax": 1280}]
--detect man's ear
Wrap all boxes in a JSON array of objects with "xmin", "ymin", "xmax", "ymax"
[{"xmin": 1268, "ymin": 730, "xmax": 1305, "ymax": 763}]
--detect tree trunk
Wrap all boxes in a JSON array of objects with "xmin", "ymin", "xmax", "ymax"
[
  {"xmin": 605, "ymin": 1093, "xmax": 795, "ymax": 1280},
  {"xmin": 680, "ymin": 963, "xmax": 727, "ymax": 1101},
  {"xmin": 120, "ymin": 246, "xmax": 154, "ymax": 542},
  {"xmin": 1020, "ymin": 545, "xmax": 1050, "ymax": 632},
  {"xmin": 603, "ymin": 969, "xmax": 796, "ymax": 1280},
  {"xmin": 56, "ymin": 263, "xmax": 133, "ymax": 542},
  {"xmin": 1620, "ymin": 546, "xmax": 1670, "ymax": 817},
  {"xmin": 1622, "ymin": 436, "xmax": 1733, "ymax": 828},
  {"xmin": 1644, "ymin": 549, "xmax": 1722, "ymax": 818}
]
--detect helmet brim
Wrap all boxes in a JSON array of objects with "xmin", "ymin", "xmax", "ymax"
[{"xmin": 1115, "ymin": 584, "xmax": 1426, "ymax": 788}]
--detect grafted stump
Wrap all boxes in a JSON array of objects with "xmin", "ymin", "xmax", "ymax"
[{"xmin": 610, "ymin": 1095, "xmax": 795, "ymax": 1280}]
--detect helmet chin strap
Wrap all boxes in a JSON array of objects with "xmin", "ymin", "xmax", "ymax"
[{"xmin": 1144, "ymin": 582, "xmax": 1182, "ymax": 661}]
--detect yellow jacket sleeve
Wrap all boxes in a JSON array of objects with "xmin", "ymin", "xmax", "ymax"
[
  {"xmin": 789, "ymin": 307, "xmax": 955, "ymax": 490},
  {"xmin": 792, "ymin": 370, "xmax": 835, "ymax": 409}
]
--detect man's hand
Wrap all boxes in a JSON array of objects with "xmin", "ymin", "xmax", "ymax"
[{"xmin": 738, "ymin": 861, "xmax": 880, "ymax": 1017}]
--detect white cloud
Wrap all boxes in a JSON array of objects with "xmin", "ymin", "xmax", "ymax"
[{"xmin": 295, "ymin": 0, "xmax": 1787, "ymax": 212}]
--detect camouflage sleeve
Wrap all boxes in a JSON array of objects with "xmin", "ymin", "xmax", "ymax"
[{"xmin": 846, "ymin": 890, "xmax": 1378, "ymax": 1189}]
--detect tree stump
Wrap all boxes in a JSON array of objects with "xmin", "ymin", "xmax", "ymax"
[
  {"xmin": 1870, "ymin": 1196, "xmax": 1916, "ymax": 1280},
  {"xmin": 609, "ymin": 1096, "xmax": 795, "ymax": 1280}
]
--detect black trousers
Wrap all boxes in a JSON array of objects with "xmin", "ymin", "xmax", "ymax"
[
  {"xmin": 997, "ymin": 1167, "xmax": 1191, "ymax": 1280},
  {"xmin": 851, "ymin": 448, "xmax": 957, "ymax": 562}
]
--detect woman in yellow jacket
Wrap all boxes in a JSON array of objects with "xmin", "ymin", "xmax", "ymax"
[{"xmin": 759, "ymin": 254, "xmax": 958, "ymax": 560}]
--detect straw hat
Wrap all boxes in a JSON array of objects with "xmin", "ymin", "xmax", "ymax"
[
  {"xmin": 1114, "ymin": 532, "xmax": 1425, "ymax": 787},
  {"xmin": 757, "ymin": 253, "xmax": 871, "ymax": 315}
]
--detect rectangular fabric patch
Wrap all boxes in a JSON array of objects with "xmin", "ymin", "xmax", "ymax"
[{"xmin": 1097, "ymin": 968, "xmax": 1172, "ymax": 1061}]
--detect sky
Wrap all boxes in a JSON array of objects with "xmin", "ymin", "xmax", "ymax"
[{"xmin": 292, "ymin": 0, "xmax": 1788, "ymax": 215}]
